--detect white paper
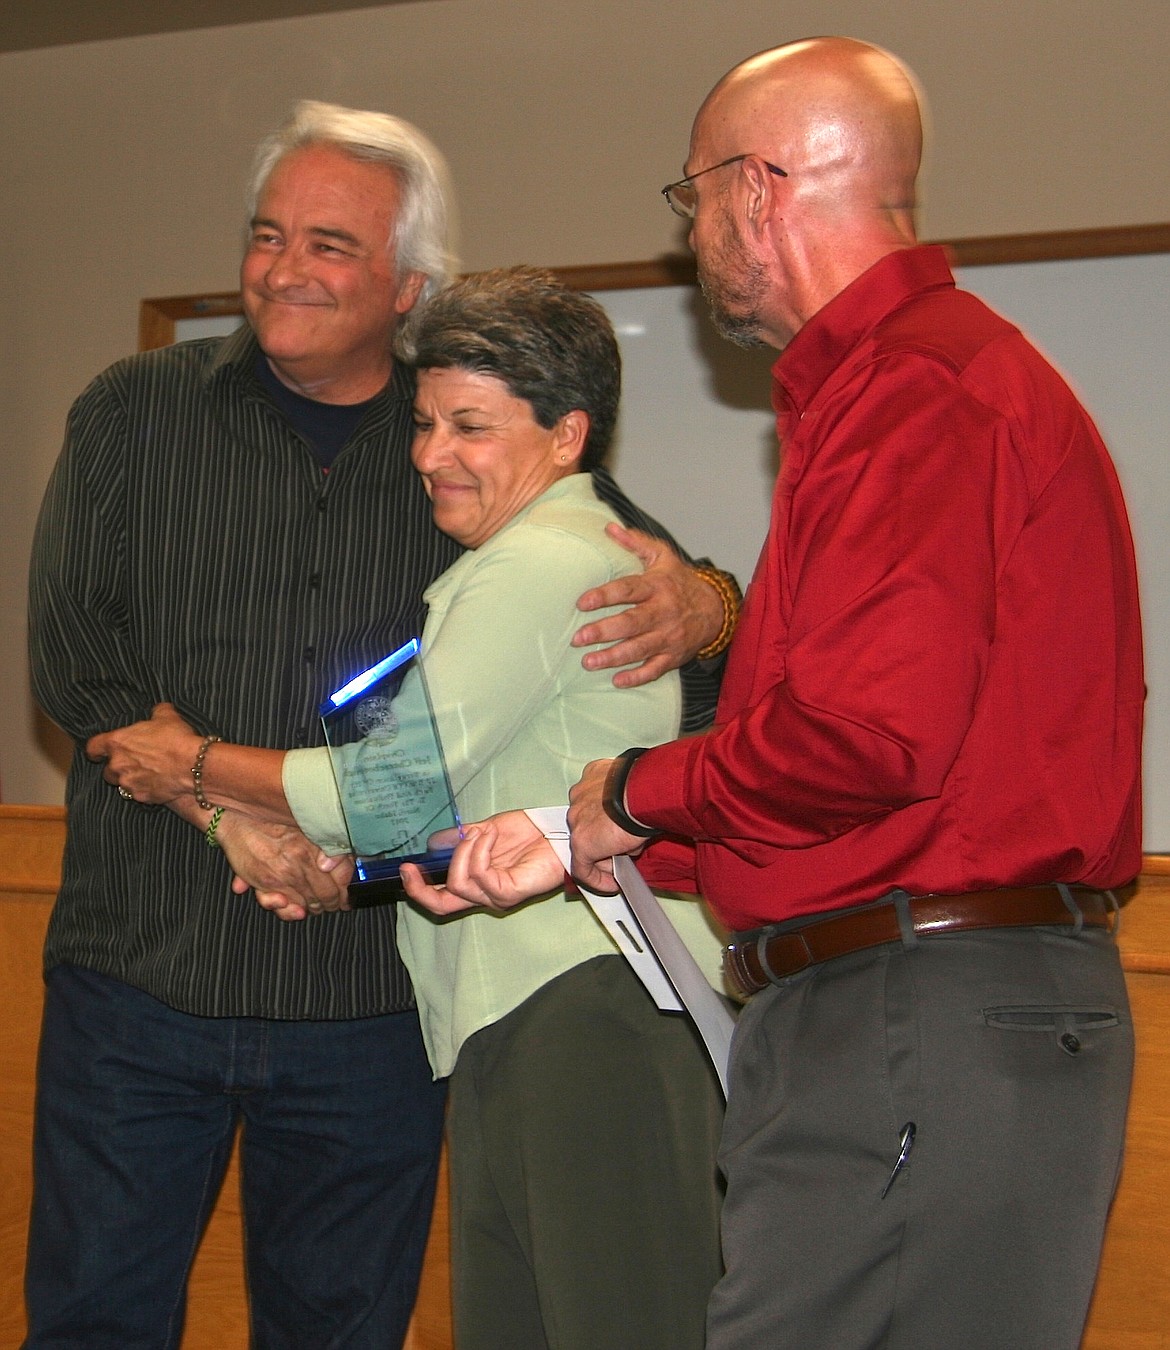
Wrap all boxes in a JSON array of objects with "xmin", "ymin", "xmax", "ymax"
[{"xmin": 524, "ymin": 806, "xmax": 735, "ymax": 1096}]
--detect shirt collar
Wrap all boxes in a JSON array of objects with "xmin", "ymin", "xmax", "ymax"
[
  {"xmin": 207, "ymin": 318, "xmax": 261, "ymax": 379},
  {"xmin": 771, "ymin": 244, "xmax": 956, "ymax": 419},
  {"xmin": 206, "ymin": 320, "xmax": 416, "ymax": 412}
]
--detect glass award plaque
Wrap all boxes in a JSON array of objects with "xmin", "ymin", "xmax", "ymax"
[{"xmin": 320, "ymin": 638, "xmax": 461, "ymax": 908}]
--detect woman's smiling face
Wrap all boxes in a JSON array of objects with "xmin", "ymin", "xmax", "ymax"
[{"xmin": 411, "ymin": 366, "xmax": 582, "ymax": 548}]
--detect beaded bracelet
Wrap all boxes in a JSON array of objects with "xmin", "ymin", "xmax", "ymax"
[
  {"xmin": 191, "ymin": 734, "xmax": 221, "ymax": 811},
  {"xmin": 205, "ymin": 807, "xmax": 225, "ymax": 849},
  {"xmin": 693, "ymin": 565, "xmax": 743, "ymax": 660}
]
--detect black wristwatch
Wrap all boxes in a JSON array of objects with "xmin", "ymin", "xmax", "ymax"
[{"xmin": 602, "ymin": 748, "xmax": 659, "ymax": 838}]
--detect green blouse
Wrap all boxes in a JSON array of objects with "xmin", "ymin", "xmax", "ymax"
[{"xmin": 284, "ymin": 475, "xmax": 725, "ymax": 1077}]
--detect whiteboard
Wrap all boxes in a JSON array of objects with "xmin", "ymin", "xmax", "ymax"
[
  {"xmin": 159, "ymin": 250, "xmax": 1170, "ymax": 848},
  {"xmin": 596, "ymin": 253, "xmax": 1170, "ymax": 851}
]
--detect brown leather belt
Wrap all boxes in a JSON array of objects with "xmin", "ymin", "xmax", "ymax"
[{"xmin": 723, "ymin": 884, "xmax": 1116, "ymax": 999}]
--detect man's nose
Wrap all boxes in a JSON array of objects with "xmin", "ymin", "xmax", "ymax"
[{"xmin": 264, "ymin": 244, "xmax": 309, "ymax": 290}]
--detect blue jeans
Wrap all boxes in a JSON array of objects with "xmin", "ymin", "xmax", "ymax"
[{"xmin": 23, "ymin": 965, "xmax": 447, "ymax": 1349}]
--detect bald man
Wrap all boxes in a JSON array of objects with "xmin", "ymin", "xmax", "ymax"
[{"xmin": 421, "ymin": 35, "xmax": 1144, "ymax": 1350}]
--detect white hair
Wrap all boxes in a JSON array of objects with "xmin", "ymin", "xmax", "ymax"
[{"xmin": 246, "ymin": 100, "xmax": 458, "ymax": 303}]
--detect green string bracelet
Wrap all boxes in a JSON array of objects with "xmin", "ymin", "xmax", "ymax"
[{"xmin": 205, "ymin": 807, "xmax": 225, "ymax": 849}]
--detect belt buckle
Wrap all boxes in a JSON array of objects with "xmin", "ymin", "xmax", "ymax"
[{"xmin": 722, "ymin": 940, "xmax": 756, "ymax": 1001}]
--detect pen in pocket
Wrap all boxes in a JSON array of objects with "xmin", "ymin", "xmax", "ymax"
[{"xmin": 881, "ymin": 1121, "xmax": 916, "ymax": 1199}]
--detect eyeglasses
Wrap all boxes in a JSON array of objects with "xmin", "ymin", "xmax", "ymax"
[{"xmin": 660, "ymin": 155, "xmax": 788, "ymax": 218}]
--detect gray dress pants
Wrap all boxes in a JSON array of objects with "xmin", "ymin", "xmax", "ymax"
[{"xmin": 707, "ymin": 923, "xmax": 1132, "ymax": 1349}]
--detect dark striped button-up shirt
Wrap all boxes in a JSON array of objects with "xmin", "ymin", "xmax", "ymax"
[{"xmin": 29, "ymin": 324, "xmax": 721, "ymax": 1019}]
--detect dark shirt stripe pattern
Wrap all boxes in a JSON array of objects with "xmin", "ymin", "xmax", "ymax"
[
  {"xmin": 29, "ymin": 325, "xmax": 720, "ymax": 1019},
  {"xmin": 589, "ymin": 468, "xmax": 726, "ymax": 737}
]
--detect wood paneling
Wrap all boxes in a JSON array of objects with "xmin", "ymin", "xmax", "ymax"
[
  {"xmin": 2, "ymin": 807, "xmax": 1166, "ymax": 1347},
  {"xmin": 1083, "ymin": 965, "xmax": 1170, "ymax": 1349}
]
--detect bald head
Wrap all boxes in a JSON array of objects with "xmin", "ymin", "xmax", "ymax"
[
  {"xmin": 684, "ymin": 37, "xmax": 924, "ymax": 347},
  {"xmin": 696, "ymin": 37, "xmax": 923, "ymax": 225}
]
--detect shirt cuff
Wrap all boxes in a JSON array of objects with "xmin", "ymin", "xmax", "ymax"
[
  {"xmin": 623, "ymin": 736, "xmax": 706, "ymax": 840},
  {"xmin": 282, "ymin": 747, "xmax": 352, "ymax": 855}
]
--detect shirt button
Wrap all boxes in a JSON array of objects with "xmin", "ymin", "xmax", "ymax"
[
  {"xmin": 308, "ymin": 573, "xmax": 321, "ymax": 589},
  {"xmin": 303, "ymin": 646, "xmax": 315, "ymax": 662}
]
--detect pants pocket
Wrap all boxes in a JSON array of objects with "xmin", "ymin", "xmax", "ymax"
[{"xmin": 983, "ymin": 1004, "xmax": 1120, "ymax": 1055}]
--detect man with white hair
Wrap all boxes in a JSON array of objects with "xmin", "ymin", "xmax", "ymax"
[
  {"xmin": 26, "ymin": 101, "xmax": 732, "ymax": 1347},
  {"xmin": 438, "ymin": 37, "xmax": 1143, "ymax": 1349}
]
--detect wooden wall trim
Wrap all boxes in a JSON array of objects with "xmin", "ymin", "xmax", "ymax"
[
  {"xmin": 943, "ymin": 221, "xmax": 1170, "ymax": 268},
  {"xmin": 138, "ymin": 291, "xmax": 243, "ymax": 350},
  {"xmin": 139, "ymin": 222, "xmax": 1170, "ymax": 348},
  {"xmin": 0, "ymin": 806, "xmax": 65, "ymax": 895},
  {"xmin": 3, "ymin": 808, "xmax": 1165, "ymax": 895},
  {"xmin": 551, "ymin": 223, "xmax": 1170, "ymax": 291}
]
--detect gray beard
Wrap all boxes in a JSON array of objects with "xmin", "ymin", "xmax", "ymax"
[
  {"xmin": 699, "ymin": 271, "xmax": 766, "ymax": 348},
  {"xmin": 696, "ymin": 214, "xmax": 768, "ymax": 348}
]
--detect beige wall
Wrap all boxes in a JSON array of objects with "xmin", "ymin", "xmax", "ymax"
[{"xmin": 3, "ymin": 0, "xmax": 1169, "ymax": 804}]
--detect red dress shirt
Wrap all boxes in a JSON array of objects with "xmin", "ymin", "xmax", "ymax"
[{"xmin": 630, "ymin": 245, "xmax": 1144, "ymax": 932}]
